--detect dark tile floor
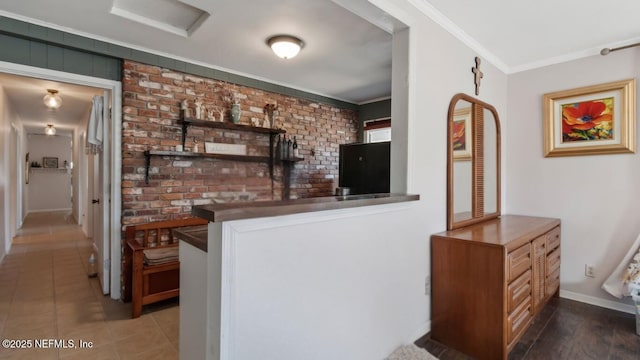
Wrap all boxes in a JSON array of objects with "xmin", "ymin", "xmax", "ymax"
[{"xmin": 416, "ymin": 297, "xmax": 640, "ymax": 360}]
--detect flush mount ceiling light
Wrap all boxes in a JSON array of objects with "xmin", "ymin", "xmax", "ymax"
[
  {"xmin": 43, "ymin": 89, "xmax": 62, "ymax": 109},
  {"xmin": 44, "ymin": 124, "xmax": 56, "ymax": 136},
  {"xmin": 267, "ymin": 35, "xmax": 304, "ymax": 60}
]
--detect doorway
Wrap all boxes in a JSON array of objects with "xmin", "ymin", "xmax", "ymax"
[{"xmin": 0, "ymin": 60, "xmax": 122, "ymax": 299}]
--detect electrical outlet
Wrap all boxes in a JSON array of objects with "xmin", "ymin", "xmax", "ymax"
[
  {"xmin": 424, "ymin": 275, "xmax": 431, "ymax": 295},
  {"xmin": 585, "ymin": 264, "xmax": 595, "ymax": 278}
]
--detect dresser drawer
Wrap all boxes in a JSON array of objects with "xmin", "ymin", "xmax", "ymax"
[
  {"xmin": 546, "ymin": 248, "xmax": 561, "ymax": 276},
  {"xmin": 507, "ymin": 269, "xmax": 531, "ymax": 313},
  {"xmin": 546, "ymin": 226, "xmax": 561, "ymax": 252},
  {"xmin": 546, "ymin": 267, "xmax": 560, "ymax": 296},
  {"xmin": 507, "ymin": 244, "xmax": 531, "ymax": 282},
  {"xmin": 507, "ymin": 295, "xmax": 532, "ymax": 344}
]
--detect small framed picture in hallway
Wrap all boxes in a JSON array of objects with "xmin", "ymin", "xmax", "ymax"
[{"xmin": 43, "ymin": 157, "xmax": 58, "ymax": 168}]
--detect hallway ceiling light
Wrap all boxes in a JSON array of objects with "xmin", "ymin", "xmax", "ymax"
[
  {"xmin": 43, "ymin": 89, "xmax": 62, "ymax": 109},
  {"xmin": 44, "ymin": 124, "xmax": 56, "ymax": 135},
  {"xmin": 267, "ymin": 35, "xmax": 304, "ymax": 60}
]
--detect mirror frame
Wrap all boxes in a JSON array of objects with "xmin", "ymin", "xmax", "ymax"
[{"xmin": 447, "ymin": 93, "xmax": 502, "ymax": 230}]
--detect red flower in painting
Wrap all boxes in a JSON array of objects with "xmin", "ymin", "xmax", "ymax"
[
  {"xmin": 452, "ymin": 121, "xmax": 466, "ymax": 150},
  {"xmin": 562, "ymin": 101, "xmax": 612, "ymax": 131}
]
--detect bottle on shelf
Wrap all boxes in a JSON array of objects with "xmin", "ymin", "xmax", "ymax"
[
  {"xmin": 287, "ymin": 138, "xmax": 292, "ymax": 159},
  {"xmin": 281, "ymin": 134, "xmax": 288, "ymax": 159},
  {"xmin": 275, "ymin": 135, "xmax": 282, "ymax": 160},
  {"xmin": 293, "ymin": 136, "xmax": 299, "ymax": 158}
]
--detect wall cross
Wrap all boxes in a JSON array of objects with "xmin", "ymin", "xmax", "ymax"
[{"xmin": 471, "ymin": 57, "xmax": 484, "ymax": 96}]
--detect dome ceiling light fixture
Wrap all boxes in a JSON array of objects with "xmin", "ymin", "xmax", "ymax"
[
  {"xmin": 44, "ymin": 124, "xmax": 56, "ymax": 136},
  {"xmin": 266, "ymin": 35, "xmax": 304, "ymax": 60},
  {"xmin": 43, "ymin": 89, "xmax": 62, "ymax": 109}
]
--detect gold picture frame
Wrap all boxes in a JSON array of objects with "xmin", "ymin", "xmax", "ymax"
[
  {"xmin": 452, "ymin": 106, "xmax": 472, "ymax": 161},
  {"xmin": 543, "ymin": 79, "xmax": 636, "ymax": 157}
]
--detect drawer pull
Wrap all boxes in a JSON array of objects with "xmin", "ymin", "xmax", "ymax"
[
  {"xmin": 546, "ymin": 227, "xmax": 561, "ymax": 252},
  {"xmin": 508, "ymin": 270, "xmax": 531, "ymax": 313},
  {"xmin": 508, "ymin": 244, "xmax": 531, "ymax": 282},
  {"xmin": 508, "ymin": 296, "xmax": 532, "ymax": 344}
]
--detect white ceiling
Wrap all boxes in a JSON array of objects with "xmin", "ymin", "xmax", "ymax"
[
  {"xmin": 421, "ymin": 0, "xmax": 640, "ymax": 72},
  {"xmin": 1, "ymin": 0, "xmax": 639, "ymax": 132},
  {"xmin": 0, "ymin": 72, "xmax": 103, "ymax": 135}
]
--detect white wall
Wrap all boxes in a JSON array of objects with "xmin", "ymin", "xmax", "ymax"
[
  {"xmin": 72, "ymin": 129, "xmax": 84, "ymax": 225},
  {"xmin": 362, "ymin": 0, "xmax": 509, "ymax": 349},
  {"xmin": 20, "ymin": 125, "xmax": 28, "ymax": 224},
  {"xmin": 27, "ymin": 134, "xmax": 72, "ymax": 212},
  {"xmin": 0, "ymin": 84, "xmax": 8, "ymax": 260},
  {"xmin": 81, "ymin": 136, "xmax": 90, "ymax": 236},
  {"xmin": 506, "ymin": 49, "xmax": 640, "ymax": 310},
  {"xmin": 9, "ymin": 124, "xmax": 19, "ymax": 239},
  {"xmin": 217, "ymin": 203, "xmax": 425, "ymax": 360},
  {"xmin": 233, "ymin": 0, "xmax": 509, "ymax": 354},
  {"xmin": 0, "ymin": 86, "xmax": 23, "ymax": 258},
  {"xmin": 396, "ymin": 0, "xmax": 508, "ymax": 324}
]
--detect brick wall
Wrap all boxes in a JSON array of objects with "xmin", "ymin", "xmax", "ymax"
[{"xmin": 121, "ymin": 60, "xmax": 358, "ymax": 227}]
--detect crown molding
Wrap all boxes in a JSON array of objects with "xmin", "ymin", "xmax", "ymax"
[{"xmin": 407, "ymin": 0, "xmax": 510, "ymax": 74}]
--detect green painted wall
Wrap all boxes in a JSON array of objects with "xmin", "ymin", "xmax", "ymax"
[
  {"xmin": 0, "ymin": 33, "xmax": 121, "ymax": 81},
  {"xmin": 359, "ymin": 99, "xmax": 391, "ymax": 121},
  {"xmin": 358, "ymin": 99, "xmax": 391, "ymax": 140}
]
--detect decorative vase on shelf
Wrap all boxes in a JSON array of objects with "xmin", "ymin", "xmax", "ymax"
[{"xmin": 231, "ymin": 103, "xmax": 241, "ymax": 124}]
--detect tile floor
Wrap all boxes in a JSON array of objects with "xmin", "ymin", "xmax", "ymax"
[{"xmin": 0, "ymin": 211, "xmax": 179, "ymax": 360}]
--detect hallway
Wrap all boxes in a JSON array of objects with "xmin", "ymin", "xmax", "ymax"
[{"xmin": 0, "ymin": 211, "xmax": 179, "ymax": 359}]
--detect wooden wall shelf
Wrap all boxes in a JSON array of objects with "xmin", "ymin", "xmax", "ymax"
[
  {"xmin": 178, "ymin": 110, "xmax": 284, "ymax": 149},
  {"xmin": 144, "ymin": 150, "xmax": 270, "ymax": 184},
  {"xmin": 144, "ymin": 112, "xmax": 288, "ymax": 184},
  {"xmin": 145, "ymin": 111, "xmax": 303, "ymax": 201},
  {"xmin": 178, "ymin": 117, "xmax": 285, "ymax": 135},
  {"xmin": 30, "ymin": 168, "xmax": 70, "ymax": 174},
  {"xmin": 280, "ymin": 157, "xmax": 304, "ymax": 162}
]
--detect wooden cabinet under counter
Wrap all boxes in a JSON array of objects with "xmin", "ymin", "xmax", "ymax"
[{"xmin": 430, "ymin": 215, "xmax": 561, "ymax": 360}]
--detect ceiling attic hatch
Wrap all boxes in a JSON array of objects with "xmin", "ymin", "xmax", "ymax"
[{"xmin": 110, "ymin": 0, "xmax": 209, "ymax": 37}]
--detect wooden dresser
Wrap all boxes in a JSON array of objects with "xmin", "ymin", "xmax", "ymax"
[{"xmin": 430, "ymin": 215, "xmax": 561, "ymax": 360}]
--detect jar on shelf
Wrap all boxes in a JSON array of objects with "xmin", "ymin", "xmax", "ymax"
[{"xmin": 231, "ymin": 103, "xmax": 241, "ymax": 124}]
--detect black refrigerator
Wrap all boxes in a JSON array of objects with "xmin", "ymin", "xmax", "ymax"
[{"xmin": 338, "ymin": 142, "xmax": 390, "ymax": 195}]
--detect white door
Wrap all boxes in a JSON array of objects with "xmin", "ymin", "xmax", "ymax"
[{"xmin": 90, "ymin": 93, "xmax": 111, "ymax": 295}]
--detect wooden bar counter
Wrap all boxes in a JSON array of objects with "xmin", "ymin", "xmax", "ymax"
[{"xmin": 192, "ymin": 193, "xmax": 419, "ymax": 223}]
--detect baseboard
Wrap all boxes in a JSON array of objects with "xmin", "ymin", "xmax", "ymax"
[
  {"xmin": 560, "ymin": 289, "xmax": 635, "ymax": 314},
  {"xmin": 27, "ymin": 208, "xmax": 72, "ymax": 213},
  {"xmin": 409, "ymin": 320, "xmax": 431, "ymax": 343}
]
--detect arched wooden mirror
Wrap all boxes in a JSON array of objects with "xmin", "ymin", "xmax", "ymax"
[{"xmin": 447, "ymin": 93, "xmax": 501, "ymax": 230}]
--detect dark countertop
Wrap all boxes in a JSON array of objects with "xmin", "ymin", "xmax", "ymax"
[
  {"xmin": 173, "ymin": 225, "xmax": 208, "ymax": 252},
  {"xmin": 192, "ymin": 193, "xmax": 420, "ymax": 223}
]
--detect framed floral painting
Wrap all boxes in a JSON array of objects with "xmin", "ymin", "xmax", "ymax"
[
  {"xmin": 543, "ymin": 79, "xmax": 636, "ymax": 157},
  {"xmin": 452, "ymin": 107, "xmax": 472, "ymax": 161}
]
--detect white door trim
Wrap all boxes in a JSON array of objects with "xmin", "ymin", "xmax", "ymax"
[{"xmin": 0, "ymin": 61, "xmax": 122, "ymax": 300}]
